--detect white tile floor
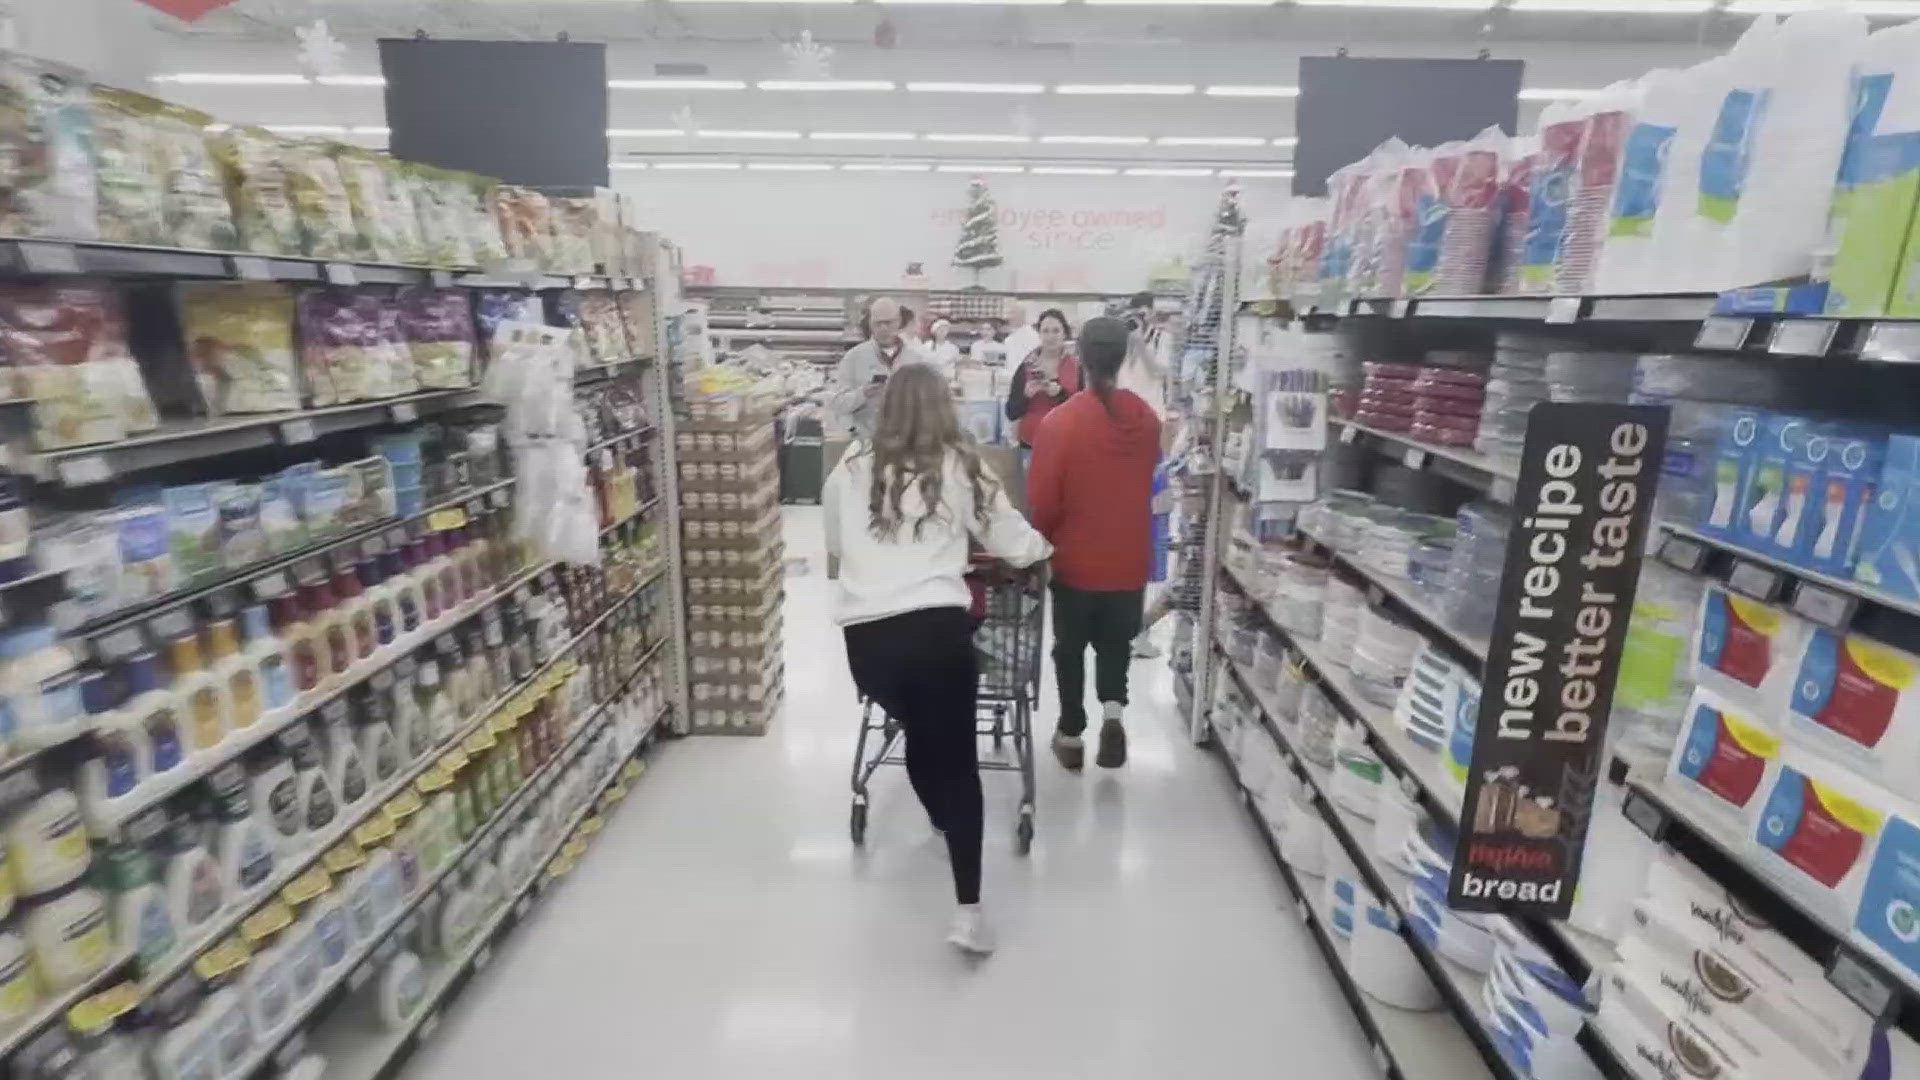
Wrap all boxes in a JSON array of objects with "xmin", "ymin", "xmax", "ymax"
[{"xmin": 406, "ymin": 508, "xmax": 1377, "ymax": 1079}]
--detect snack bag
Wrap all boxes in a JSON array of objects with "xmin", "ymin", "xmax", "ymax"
[
  {"xmin": 211, "ymin": 126, "xmax": 301, "ymax": 255},
  {"xmin": 0, "ymin": 53, "xmax": 97, "ymax": 240},
  {"xmin": 0, "ymin": 281, "xmax": 156, "ymax": 448},
  {"xmin": 284, "ymin": 141, "xmax": 360, "ymax": 261},
  {"xmin": 462, "ymin": 174, "xmax": 509, "ymax": 266},
  {"xmin": 152, "ymin": 101, "xmax": 237, "ymax": 251},
  {"xmin": 335, "ymin": 147, "xmax": 405, "ymax": 262},
  {"xmin": 176, "ymin": 283, "xmax": 300, "ymax": 414},
  {"xmin": 494, "ymin": 185, "xmax": 555, "ymax": 267},
  {"xmin": 396, "ymin": 288, "xmax": 477, "ymax": 389},
  {"xmin": 89, "ymin": 86, "xmax": 169, "ymax": 245},
  {"xmin": 297, "ymin": 288, "xmax": 411, "ymax": 405}
]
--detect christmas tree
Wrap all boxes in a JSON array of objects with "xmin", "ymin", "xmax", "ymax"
[{"xmin": 952, "ymin": 177, "xmax": 1004, "ymax": 278}]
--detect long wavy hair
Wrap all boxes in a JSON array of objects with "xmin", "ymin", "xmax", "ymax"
[{"xmin": 861, "ymin": 362, "xmax": 1001, "ymax": 541}]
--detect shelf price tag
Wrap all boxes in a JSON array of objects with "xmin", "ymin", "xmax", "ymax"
[
  {"xmin": 1693, "ymin": 315, "xmax": 1754, "ymax": 352},
  {"xmin": 1728, "ymin": 559, "xmax": 1784, "ymax": 602},
  {"xmin": 428, "ymin": 507, "xmax": 467, "ymax": 532},
  {"xmin": 279, "ymin": 418, "xmax": 316, "ymax": 445},
  {"xmin": 1620, "ymin": 789, "xmax": 1669, "ymax": 841},
  {"xmin": 280, "ymin": 866, "xmax": 332, "ymax": 906},
  {"xmin": 1488, "ymin": 475, "xmax": 1518, "ymax": 503},
  {"xmin": 1401, "ymin": 446, "xmax": 1428, "ymax": 470},
  {"xmin": 1768, "ymin": 318, "xmax": 1840, "ymax": 357},
  {"xmin": 1862, "ymin": 322, "xmax": 1920, "ymax": 364},
  {"xmin": 323, "ymin": 843, "xmax": 367, "ymax": 874},
  {"xmin": 429, "ymin": 269, "xmax": 454, "ymax": 288},
  {"xmin": 419, "ymin": 1010, "xmax": 442, "ymax": 1040},
  {"xmin": 241, "ymin": 901, "xmax": 294, "ymax": 943},
  {"xmin": 57, "ymin": 454, "xmax": 111, "ymax": 487},
  {"xmin": 323, "ymin": 262, "xmax": 359, "ymax": 286},
  {"xmin": 1388, "ymin": 299, "xmax": 1411, "ymax": 319},
  {"xmin": 514, "ymin": 895, "xmax": 532, "ymax": 920},
  {"xmin": 272, "ymin": 1034, "xmax": 309, "ymax": 1073},
  {"xmin": 1791, "ymin": 581, "xmax": 1857, "ymax": 630},
  {"xmin": 1546, "ymin": 296, "xmax": 1583, "ymax": 324},
  {"xmin": 473, "ymin": 944, "xmax": 493, "ymax": 970},
  {"xmin": 230, "ymin": 255, "xmax": 274, "ymax": 281},
  {"xmin": 346, "ymin": 960, "xmax": 373, "ymax": 991},
  {"xmin": 1828, "ymin": 947, "xmax": 1899, "ymax": 1022},
  {"xmin": 390, "ymin": 401, "xmax": 418, "ymax": 423},
  {"xmin": 1657, "ymin": 533, "xmax": 1707, "ymax": 574},
  {"xmin": 17, "ymin": 241, "xmax": 81, "ymax": 275},
  {"xmin": 1370, "ymin": 1043, "xmax": 1391, "ymax": 1077}
]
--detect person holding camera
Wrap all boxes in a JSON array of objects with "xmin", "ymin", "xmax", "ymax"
[
  {"xmin": 831, "ymin": 296, "xmax": 929, "ymax": 438},
  {"xmin": 1003, "ymin": 308, "xmax": 1081, "ymax": 456}
]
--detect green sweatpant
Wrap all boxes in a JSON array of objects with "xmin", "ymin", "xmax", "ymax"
[{"xmin": 1050, "ymin": 584, "xmax": 1144, "ymax": 736}]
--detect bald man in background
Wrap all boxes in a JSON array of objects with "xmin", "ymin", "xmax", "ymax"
[{"xmin": 831, "ymin": 296, "xmax": 929, "ymax": 438}]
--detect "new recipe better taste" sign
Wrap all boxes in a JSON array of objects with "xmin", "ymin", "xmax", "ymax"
[{"xmin": 1449, "ymin": 403, "xmax": 1668, "ymax": 917}]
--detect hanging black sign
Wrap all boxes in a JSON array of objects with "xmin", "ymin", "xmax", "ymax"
[{"xmin": 1448, "ymin": 402, "xmax": 1668, "ymax": 917}]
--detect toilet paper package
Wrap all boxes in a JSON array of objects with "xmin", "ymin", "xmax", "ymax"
[
  {"xmin": 1692, "ymin": 586, "xmax": 1806, "ymax": 709},
  {"xmin": 1825, "ymin": 20, "xmax": 1920, "ymax": 318},
  {"xmin": 1667, "ymin": 685, "xmax": 1783, "ymax": 826},
  {"xmin": 1750, "ymin": 746, "xmax": 1891, "ymax": 923},
  {"xmin": 1787, "ymin": 626, "xmax": 1920, "ymax": 798},
  {"xmin": 1650, "ymin": 55, "xmax": 1736, "ymax": 292},
  {"xmin": 1518, "ymin": 105, "xmax": 1586, "ymax": 294},
  {"xmin": 1596, "ymin": 70, "xmax": 1685, "ymax": 295}
]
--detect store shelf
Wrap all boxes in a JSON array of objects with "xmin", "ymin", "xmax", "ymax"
[
  {"xmin": 1214, "ymin": 744, "xmax": 1492, "ymax": 1080},
  {"xmin": 600, "ymin": 495, "xmax": 662, "ymax": 538},
  {"xmin": 307, "ymin": 733, "xmax": 650, "ymax": 1079},
  {"xmin": 1332, "ymin": 418, "xmax": 1518, "ymax": 500},
  {"xmin": 1654, "ymin": 522, "xmax": 1920, "ymax": 646},
  {"xmin": 574, "ymin": 358, "xmax": 651, "ymax": 385},
  {"xmin": 0, "ymin": 947, "xmax": 136, "ymax": 1059},
  {"xmin": 1296, "ymin": 526, "xmax": 1490, "ymax": 668},
  {"xmin": 20, "ymin": 389, "xmax": 484, "ymax": 486},
  {"xmin": 584, "ymin": 424, "xmax": 657, "ymax": 457},
  {"xmin": 1217, "ymin": 563, "xmax": 1611, "ymax": 983},
  {"xmin": 134, "ymin": 564, "xmax": 665, "ymax": 995},
  {"xmin": 1339, "ymin": 293, "xmax": 1717, "ymax": 325}
]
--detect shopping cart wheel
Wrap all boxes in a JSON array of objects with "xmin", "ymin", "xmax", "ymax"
[
  {"xmin": 851, "ymin": 798, "xmax": 868, "ymax": 846},
  {"xmin": 1015, "ymin": 806, "xmax": 1034, "ymax": 855}
]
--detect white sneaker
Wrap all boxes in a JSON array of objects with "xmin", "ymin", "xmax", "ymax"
[
  {"xmin": 1131, "ymin": 634, "xmax": 1161, "ymax": 658},
  {"xmin": 946, "ymin": 904, "xmax": 996, "ymax": 956}
]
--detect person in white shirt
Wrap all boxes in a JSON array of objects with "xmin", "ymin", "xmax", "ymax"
[
  {"xmin": 830, "ymin": 297, "xmax": 930, "ymax": 437},
  {"xmin": 824, "ymin": 362, "xmax": 1050, "ymax": 956},
  {"xmin": 925, "ymin": 318, "xmax": 962, "ymax": 382},
  {"xmin": 1001, "ymin": 300, "xmax": 1040, "ymax": 377}
]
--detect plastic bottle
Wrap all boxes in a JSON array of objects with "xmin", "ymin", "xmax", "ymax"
[
  {"xmin": 286, "ymin": 726, "xmax": 338, "ymax": 836},
  {"xmin": 411, "ymin": 534, "xmax": 443, "ymax": 623},
  {"xmin": 241, "ymin": 603, "xmax": 293, "ymax": 716},
  {"xmin": 362, "ymin": 553, "xmax": 397, "ymax": 649},
  {"xmin": 122, "ymin": 650, "xmax": 185, "ymax": 781},
  {"xmin": 166, "ymin": 633, "xmax": 226, "ymax": 762},
  {"xmin": 143, "ymin": 983, "xmax": 216, "ymax": 1080},
  {"xmin": 99, "ymin": 841, "xmax": 176, "ymax": 970},
  {"xmin": 0, "ymin": 625, "xmax": 84, "ymax": 751},
  {"xmin": 0, "ymin": 919, "xmax": 40, "ymax": 1031},
  {"xmin": 77, "ymin": 669, "xmax": 142, "ymax": 831},
  {"xmin": 21, "ymin": 881, "xmax": 112, "ymax": 990},
  {"xmin": 205, "ymin": 613, "xmax": 259, "ymax": 734},
  {"xmin": 305, "ymin": 575, "xmax": 348, "ymax": 690},
  {"xmin": 374, "ymin": 951, "xmax": 425, "ymax": 1031},
  {"xmin": 479, "ymin": 612, "xmax": 507, "ymax": 702},
  {"xmin": 432, "ymin": 530, "xmax": 462, "ymax": 612},
  {"xmin": 203, "ymin": 979, "xmax": 254, "ymax": 1076},
  {"xmin": 440, "ymin": 637, "xmax": 476, "ymax": 724},
  {"xmin": 306, "ymin": 888, "xmax": 351, "ymax": 975},
  {"xmin": 69, "ymin": 1001, "xmax": 144, "ymax": 1080},
  {"xmin": 338, "ymin": 561, "xmax": 376, "ymax": 664},
  {"xmin": 417, "ymin": 655, "xmax": 457, "ymax": 748},
  {"xmin": 386, "ymin": 547, "xmax": 422, "ymax": 636},
  {"xmin": 6, "ymin": 786, "xmax": 90, "ymax": 899},
  {"xmin": 389, "ymin": 660, "xmax": 428, "ymax": 762},
  {"xmin": 241, "ymin": 928, "xmax": 292, "ymax": 1039},
  {"xmin": 461, "ymin": 626, "xmax": 493, "ymax": 715},
  {"xmin": 279, "ymin": 905, "xmax": 320, "ymax": 1006},
  {"xmin": 319, "ymin": 702, "xmax": 369, "ymax": 809},
  {"xmin": 353, "ymin": 684, "xmax": 401, "ymax": 784},
  {"xmin": 276, "ymin": 589, "xmax": 320, "ymax": 696},
  {"xmin": 158, "ymin": 818, "xmax": 224, "ymax": 938},
  {"xmin": 207, "ymin": 764, "xmax": 274, "ymax": 903},
  {"xmin": 249, "ymin": 745, "xmax": 301, "ymax": 857}
]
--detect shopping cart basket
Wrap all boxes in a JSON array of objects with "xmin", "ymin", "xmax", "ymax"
[{"xmin": 849, "ymin": 561, "xmax": 1047, "ymax": 854}]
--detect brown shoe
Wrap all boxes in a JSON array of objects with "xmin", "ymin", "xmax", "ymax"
[
  {"xmin": 1052, "ymin": 731, "xmax": 1085, "ymax": 771},
  {"xmin": 1096, "ymin": 719, "xmax": 1128, "ymax": 769}
]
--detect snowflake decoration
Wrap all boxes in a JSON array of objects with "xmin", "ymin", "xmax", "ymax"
[
  {"xmin": 295, "ymin": 19, "xmax": 347, "ymax": 79},
  {"xmin": 781, "ymin": 30, "xmax": 833, "ymax": 80},
  {"xmin": 671, "ymin": 106, "xmax": 699, "ymax": 135},
  {"xmin": 1010, "ymin": 104, "xmax": 1037, "ymax": 140}
]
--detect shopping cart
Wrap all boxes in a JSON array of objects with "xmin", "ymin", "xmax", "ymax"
[{"xmin": 848, "ymin": 560, "xmax": 1047, "ymax": 854}]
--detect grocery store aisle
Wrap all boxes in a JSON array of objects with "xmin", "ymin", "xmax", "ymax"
[{"xmin": 406, "ymin": 507, "xmax": 1375, "ymax": 1080}]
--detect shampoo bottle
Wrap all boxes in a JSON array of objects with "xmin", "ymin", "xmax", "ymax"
[
  {"xmin": 166, "ymin": 633, "xmax": 227, "ymax": 762},
  {"xmin": 390, "ymin": 659, "xmax": 429, "ymax": 761},
  {"xmin": 319, "ymin": 700, "xmax": 370, "ymax": 808},
  {"xmin": 250, "ymin": 744, "xmax": 301, "ymax": 856},
  {"xmin": 386, "ymin": 546, "xmax": 422, "ymax": 636},
  {"xmin": 205, "ymin": 611, "xmax": 259, "ymax": 733},
  {"xmin": 98, "ymin": 837, "xmax": 176, "ymax": 970},
  {"xmin": 206, "ymin": 763, "xmax": 274, "ymax": 903},
  {"xmin": 123, "ymin": 650, "xmax": 185, "ymax": 780},
  {"xmin": 77, "ymin": 668, "xmax": 143, "ymax": 830},
  {"xmin": 240, "ymin": 603, "xmax": 293, "ymax": 716},
  {"xmin": 285, "ymin": 725, "xmax": 339, "ymax": 835},
  {"xmin": 158, "ymin": 817, "xmax": 224, "ymax": 938},
  {"xmin": 352, "ymin": 683, "xmax": 401, "ymax": 784},
  {"xmin": 338, "ymin": 560, "xmax": 375, "ymax": 664},
  {"xmin": 363, "ymin": 550, "xmax": 397, "ymax": 649}
]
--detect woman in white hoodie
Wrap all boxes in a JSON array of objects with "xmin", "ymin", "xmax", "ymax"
[{"xmin": 824, "ymin": 362, "xmax": 1051, "ymax": 956}]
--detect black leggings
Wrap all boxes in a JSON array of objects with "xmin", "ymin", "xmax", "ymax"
[
  {"xmin": 1050, "ymin": 584, "xmax": 1144, "ymax": 737},
  {"xmin": 843, "ymin": 606, "xmax": 982, "ymax": 905}
]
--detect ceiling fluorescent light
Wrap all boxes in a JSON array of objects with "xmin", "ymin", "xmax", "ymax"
[
  {"xmin": 264, "ymin": 124, "xmax": 350, "ymax": 135},
  {"xmin": 842, "ymin": 163, "xmax": 934, "ymax": 172},
  {"xmin": 1033, "ymin": 166, "xmax": 1119, "ymax": 176},
  {"xmin": 1726, "ymin": 0, "xmax": 1919, "ymax": 11},
  {"xmin": 610, "ymin": 163, "xmax": 650, "ymax": 171},
  {"xmin": 1156, "ymin": 135, "xmax": 1268, "ymax": 147},
  {"xmin": 1203, "ymin": 85, "xmax": 1299, "ymax": 97},
  {"xmin": 906, "ymin": 82, "xmax": 1046, "ymax": 94},
  {"xmin": 1221, "ymin": 168, "xmax": 1294, "ymax": 178},
  {"xmin": 1271, "ymin": 136, "xmax": 1300, "ymax": 147},
  {"xmin": 1125, "ymin": 167, "xmax": 1219, "ymax": 177},
  {"xmin": 608, "ymin": 129, "xmax": 686, "ymax": 137},
  {"xmin": 1510, "ymin": 0, "xmax": 1711, "ymax": 10},
  {"xmin": 1089, "ymin": 0, "xmax": 1271, "ymax": 4},
  {"xmin": 936, "ymin": 164, "xmax": 1025, "ymax": 173},
  {"xmin": 1041, "ymin": 135, "xmax": 1151, "ymax": 145},
  {"xmin": 809, "ymin": 132, "xmax": 917, "ymax": 141},
  {"xmin": 888, "ymin": 0, "xmax": 1064, "ymax": 5},
  {"xmin": 315, "ymin": 74, "xmax": 384, "ymax": 87},
  {"xmin": 1056, "ymin": 84, "xmax": 1197, "ymax": 96},
  {"xmin": 609, "ymin": 78, "xmax": 747, "ymax": 90},
  {"xmin": 152, "ymin": 73, "xmax": 311, "ymax": 85},
  {"xmin": 1294, "ymin": 0, "xmax": 1492, "ymax": 8},
  {"xmin": 696, "ymin": 130, "xmax": 803, "ymax": 140},
  {"xmin": 1518, "ymin": 88, "xmax": 1595, "ymax": 101},
  {"xmin": 756, "ymin": 80, "xmax": 895, "ymax": 92},
  {"xmin": 654, "ymin": 161, "xmax": 745, "ymax": 170},
  {"xmin": 925, "ymin": 133, "xmax": 1032, "ymax": 143},
  {"xmin": 351, "ymin": 126, "xmax": 390, "ymax": 135},
  {"xmin": 747, "ymin": 162, "xmax": 835, "ymax": 171}
]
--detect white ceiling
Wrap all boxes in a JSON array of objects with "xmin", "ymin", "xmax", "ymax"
[{"xmin": 97, "ymin": 0, "xmax": 1920, "ymax": 172}]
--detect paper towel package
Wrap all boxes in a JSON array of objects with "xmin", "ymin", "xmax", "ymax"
[
  {"xmin": 1826, "ymin": 21, "xmax": 1920, "ymax": 317},
  {"xmin": 1595, "ymin": 69, "xmax": 1685, "ymax": 294}
]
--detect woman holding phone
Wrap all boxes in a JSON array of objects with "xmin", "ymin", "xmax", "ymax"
[{"xmin": 1003, "ymin": 308, "xmax": 1080, "ymax": 457}]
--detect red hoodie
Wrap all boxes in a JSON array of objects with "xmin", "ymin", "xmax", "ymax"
[{"xmin": 1028, "ymin": 387, "xmax": 1162, "ymax": 592}]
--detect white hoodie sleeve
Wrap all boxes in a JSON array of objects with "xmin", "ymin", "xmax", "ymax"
[{"xmin": 969, "ymin": 465, "xmax": 1051, "ymax": 568}]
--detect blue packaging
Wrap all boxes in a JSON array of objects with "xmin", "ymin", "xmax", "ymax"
[
  {"xmin": 1697, "ymin": 407, "xmax": 1767, "ymax": 542},
  {"xmin": 1735, "ymin": 412, "xmax": 1811, "ymax": 552},
  {"xmin": 1855, "ymin": 433, "xmax": 1920, "ymax": 600},
  {"xmin": 1803, "ymin": 425, "xmax": 1887, "ymax": 577},
  {"xmin": 1772, "ymin": 422, "xmax": 1835, "ymax": 561}
]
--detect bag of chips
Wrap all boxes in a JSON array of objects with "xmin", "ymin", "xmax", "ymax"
[
  {"xmin": 397, "ymin": 287, "xmax": 477, "ymax": 389},
  {"xmin": 211, "ymin": 126, "xmax": 301, "ymax": 255},
  {"xmin": 90, "ymin": 86, "xmax": 169, "ymax": 245},
  {"xmin": 285, "ymin": 140, "xmax": 361, "ymax": 261},
  {"xmin": 0, "ymin": 281, "xmax": 157, "ymax": 448},
  {"xmin": 463, "ymin": 174, "xmax": 509, "ymax": 267},
  {"xmin": 577, "ymin": 290, "xmax": 627, "ymax": 364},
  {"xmin": 335, "ymin": 147, "xmax": 405, "ymax": 262},
  {"xmin": 549, "ymin": 196, "xmax": 598, "ymax": 274},
  {"xmin": 177, "ymin": 283, "xmax": 300, "ymax": 414},
  {"xmin": 153, "ymin": 101, "xmax": 237, "ymax": 252},
  {"xmin": 0, "ymin": 53, "xmax": 98, "ymax": 240},
  {"xmin": 296, "ymin": 288, "xmax": 412, "ymax": 405},
  {"xmin": 494, "ymin": 185, "xmax": 555, "ymax": 268}
]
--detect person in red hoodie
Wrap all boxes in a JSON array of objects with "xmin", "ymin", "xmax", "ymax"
[{"xmin": 1028, "ymin": 315, "xmax": 1162, "ymax": 770}]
